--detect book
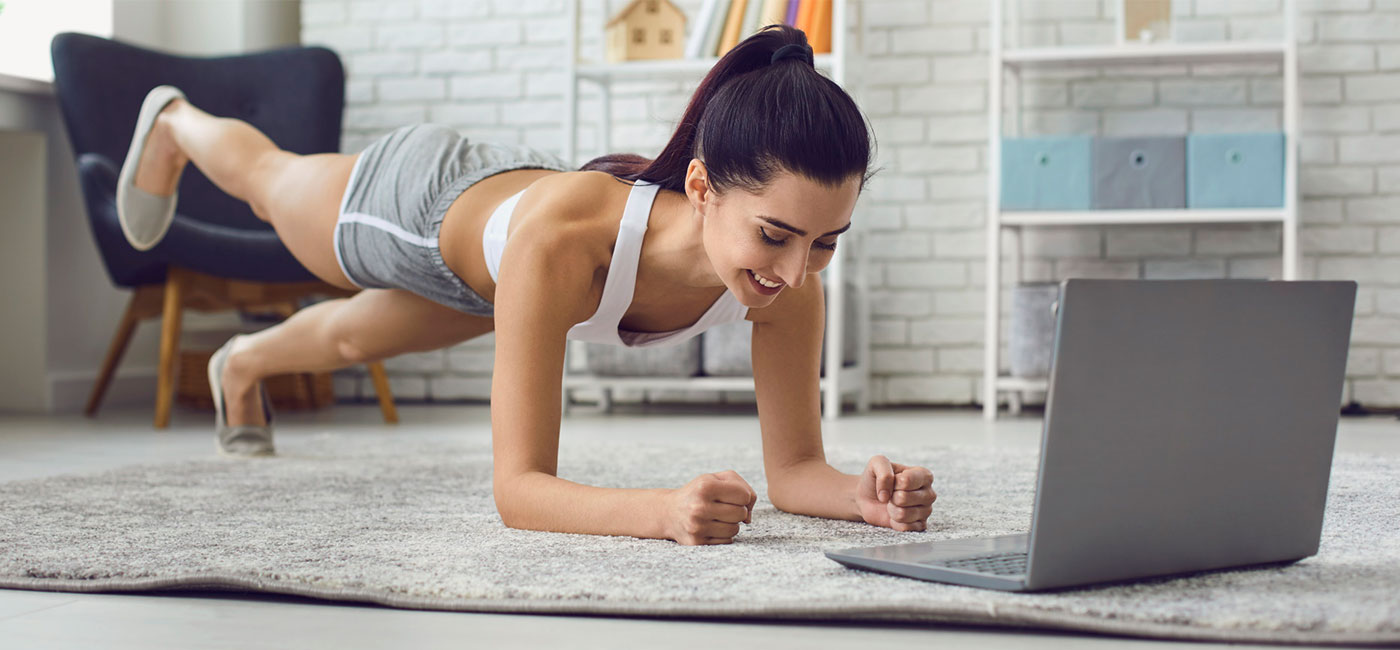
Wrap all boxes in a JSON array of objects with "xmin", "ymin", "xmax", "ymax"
[
  {"xmin": 810, "ymin": 0, "xmax": 831, "ymax": 53},
  {"xmin": 741, "ymin": 0, "xmax": 766, "ymax": 40},
  {"xmin": 785, "ymin": 0, "xmax": 800, "ymax": 26},
  {"xmin": 760, "ymin": 0, "xmax": 789, "ymax": 31},
  {"xmin": 685, "ymin": 0, "xmax": 723, "ymax": 59},
  {"xmin": 718, "ymin": 0, "xmax": 748, "ymax": 56},
  {"xmin": 796, "ymin": 0, "xmax": 815, "ymax": 38},
  {"xmin": 702, "ymin": 0, "xmax": 728, "ymax": 57}
]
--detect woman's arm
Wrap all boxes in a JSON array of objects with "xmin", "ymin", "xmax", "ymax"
[
  {"xmin": 749, "ymin": 272, "xmax": 861, "ymax": 519},
  {"xmin": 488, "ymin": 197, "xmax": 670, "ymax": 538},
  {"xmin": 489, "ymin": 184, "xmax": 754, "ymax": 544},
  {"xmin": 751, "ymin": 274, "xmax": 935, "ymax": 530}
]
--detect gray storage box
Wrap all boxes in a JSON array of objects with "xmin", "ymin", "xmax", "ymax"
[
  {"xmin": 1009, "ymin": 282, "xmax": 1060, "ymax": 378},
  {"xmin": 701, "ymin": 282, "xmax": 861, "ymax": 377},
  {"xmin": 1092, "ymin": 136, "xmax": 1186, "ymax": 210},
  {"xmin": 583, "ymin": 337, "xmax": 702, "ymax": 377}
]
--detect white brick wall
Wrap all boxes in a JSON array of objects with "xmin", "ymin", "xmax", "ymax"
[{"xmin": 306, "ymin": 0, "xmax": 1400, "ymax": 409}]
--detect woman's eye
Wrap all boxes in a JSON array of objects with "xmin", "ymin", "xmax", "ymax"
[
  {"xmin": 759, "ymin": 228, "xmax": 786, "ymax": 247},
  {"xmin": 814, "ymin": 239, "xmax": 838, "ymax": 251}
]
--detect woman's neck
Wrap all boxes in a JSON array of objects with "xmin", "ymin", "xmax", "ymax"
[{"xmin": 641, "ymin": 188, "xmax": 721, "ymax": 291}]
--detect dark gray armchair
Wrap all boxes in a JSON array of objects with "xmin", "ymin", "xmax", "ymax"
[{"xmin": 50, "ymin": 32, "xmax": 397, "ymax": 427}]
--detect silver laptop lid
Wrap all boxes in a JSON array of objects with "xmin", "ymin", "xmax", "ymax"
[{"xmin": 1026, "ymin": 279, "xmax": 1357, "ymax": 591}]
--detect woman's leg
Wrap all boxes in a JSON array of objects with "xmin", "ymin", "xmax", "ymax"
[
  {"xmin": 220, "ymin": 288, "xmax": 497, "ymax": 426},
  {"xmin": 130, "ymin": 99, "xmax": 497, "ymax": 425},
  {"xmin": 135, "ymin": 97, "xmax": 357, "ymax": 289}
]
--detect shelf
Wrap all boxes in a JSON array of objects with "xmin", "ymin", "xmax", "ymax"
[
  {"xmin": 564, "ymin": 365, "xmax": 867, "ymax": 393},
  {"xmin": 985, "ymin": 0, "xmax": 1300, "ymax": 420},
  {"xmin": 999, "ymin": 208, "xmax": 1287, "ymax": 227},
  {"xmin": 563, "ymin": 0, "xmax": 869, "ymax": 420},
  {"xmin": 575, "ymin": 53, "xmax": 837, "ymax": 82},
  {"xmin": 1001, "ymin": 41, "xmax": 1286, "ymax": 69}
]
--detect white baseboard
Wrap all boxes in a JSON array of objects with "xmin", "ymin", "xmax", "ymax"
[{"xmin": 47, "ymin": 367, "xmax": 159, "ymax": 414}]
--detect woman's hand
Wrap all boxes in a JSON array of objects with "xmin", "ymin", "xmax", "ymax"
[
  {"xmin": 855, "ymin": 455, "xmax": 936, "ymax": 531},
  {"xmin": 663, "ymin": 470, "xmax": 757, "ymax": 545}
]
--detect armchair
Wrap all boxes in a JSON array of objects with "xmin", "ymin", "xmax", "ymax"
[{"xmin": 50, "ymin": 32, "xmax": 397, "ymax": 428}]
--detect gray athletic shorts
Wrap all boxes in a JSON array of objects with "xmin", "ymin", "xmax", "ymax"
[{"xmin": 334, "ymin": 124, "xmax": 571, "ymax": 316}]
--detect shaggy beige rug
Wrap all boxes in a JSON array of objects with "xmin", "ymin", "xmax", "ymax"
[{"xmin": 0, "ymin": 436, "xmax": 1395, "ymax": 645}]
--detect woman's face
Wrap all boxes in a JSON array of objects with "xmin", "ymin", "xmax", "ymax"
[{"xmin": 685, "ymin": 159, "xmax": 860, "ymax": 309}]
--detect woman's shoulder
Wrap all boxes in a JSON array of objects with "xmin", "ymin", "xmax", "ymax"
[
  {"xmin": 505, "ymin": 170, "xmax": 626, "ymax": 268},
  {"xmin": 517, "ymin": 170, "xmax": 627, "ymax": 226}
]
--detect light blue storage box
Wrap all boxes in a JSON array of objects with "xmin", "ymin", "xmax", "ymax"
[
  {"xmin": 1092, "ymin": 136, "xmax": 1186, "ymax": 209},
  {"xmin": 1186, "ymin": 132, "xmax": 1284, "ymax": 208},
  {"xmin": 1001, "ymin": 136, "xmax": 1092, "ymax": 210}
]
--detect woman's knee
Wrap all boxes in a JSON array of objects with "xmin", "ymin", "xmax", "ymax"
[
  {"xmin": 244, "ymin": 150, "xmax": 296, "ymax": 223},
  {"xmin": 332, "ymin": 331, "xmax": 376, "ymax": 365}
]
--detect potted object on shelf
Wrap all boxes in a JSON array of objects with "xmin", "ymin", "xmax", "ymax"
[
  {"xmin": 606, "ymin": 0, "xmax": 687, "ymax": 63},
  {"xmin": 1123, "ymin": 0, "xmax": 1172, "ymax": 43}
]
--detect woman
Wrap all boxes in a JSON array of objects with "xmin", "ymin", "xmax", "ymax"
[{"xmin": 117, "ymin": 25, "xmax": 936, "ymax": 545}]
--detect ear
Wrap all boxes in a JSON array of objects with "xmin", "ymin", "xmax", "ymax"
[{"xmin": 684, "ymin": 158, "xmax": 713, "ymax": 214}]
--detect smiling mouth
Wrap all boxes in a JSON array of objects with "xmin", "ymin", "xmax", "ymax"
[{"xmin": 747, "ymin": 269, "xmax": 783, "ymax": 295}]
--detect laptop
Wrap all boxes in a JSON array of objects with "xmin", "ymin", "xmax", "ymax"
[{"xmin": 826, "ymin": 278, "xmax": 1358, "ymax": 592}]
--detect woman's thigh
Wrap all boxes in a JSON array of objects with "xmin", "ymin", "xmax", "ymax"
[
  {"xmin": 327, "ymin": 287, "xmax": 496, "ymax": 362},
  {"xmin": 254, "ymin": 151, "xmax": 359, "ymax": 290}
]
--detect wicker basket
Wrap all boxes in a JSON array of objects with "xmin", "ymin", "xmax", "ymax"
[{"xmin": 176, "ymin": 348, "xmax": 334, "ymax": 412}]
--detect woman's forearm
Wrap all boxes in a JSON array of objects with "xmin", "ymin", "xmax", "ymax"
[
  {"xmin": 768, "ymin": 460, "xmax": 862, "ymax": 521},
  {"xmin": 495, "ymin": 471, "xmax": 673, "ymax": 540}
]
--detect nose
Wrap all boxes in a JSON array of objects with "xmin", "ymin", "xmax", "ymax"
[{"xmin": 779, "ymin": 247, "xmax": 810, "ymax": 289}]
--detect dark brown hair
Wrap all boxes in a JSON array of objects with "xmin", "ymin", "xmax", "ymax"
[{"xmin": 579, "ymin": 24, "xmax": 879, "ymax": 197}]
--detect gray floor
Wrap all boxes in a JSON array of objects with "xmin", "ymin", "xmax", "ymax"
[{"xmin": 1, "ymin": 402, "xmax": 1395, "ymax": 649}]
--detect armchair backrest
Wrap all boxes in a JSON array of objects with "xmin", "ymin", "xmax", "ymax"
[{"xmin": 50, "ymin": 32, "xmax": 345, "ymax": 231}]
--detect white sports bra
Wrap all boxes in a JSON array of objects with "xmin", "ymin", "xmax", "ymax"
[{"xmin": 481, "ymin": 179, "xmax": 748, "ymax": 348}]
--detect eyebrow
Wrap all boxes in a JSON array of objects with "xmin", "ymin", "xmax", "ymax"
[{"xmin": 759, "ymin": 216, "xmax": 852, "ymax": 238}]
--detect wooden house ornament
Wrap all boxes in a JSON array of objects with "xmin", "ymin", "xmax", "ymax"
[{"xmin": 605, "ymin": 0, "xmax": 687, "ymax": 63}]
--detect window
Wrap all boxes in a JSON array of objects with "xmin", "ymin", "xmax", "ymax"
[
  {"xmin": 632, "ymin": 28, "xmax": 644, "ymax": 44},
  {"xmin": 0, "ymin": 0, "xmax": 112, "ymax": 81},
  {"xmin": 660, "ymin": 29, "xmax": 672, "ymax": 45}
]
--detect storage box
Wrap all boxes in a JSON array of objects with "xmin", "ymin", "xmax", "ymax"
[
  {"xmin": 701, "ymin": 282, "xmax": 861, "ymax": 377},
  {"xmin": 582, "ymin": 337, "xmax": 701, "ymax": 377},
  {"xmin": 1092, "ymin": 136, "xmax": 1186, "ymax": 210},
  {"xmin": 1001, "ymin": 136, "xmax": 1093, "ymax": 211},
  {"xmin": 1187, "ymin": 132, "xmax": 1284, "ymax": 208},
  {"xmin": 1009, "ymin": 282, "xmax": 1060, "ymax": 379}
]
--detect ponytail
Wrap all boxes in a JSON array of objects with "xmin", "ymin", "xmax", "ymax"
[{"xmin": 579, "ymin": 24, "xmax": 877, "ymax": 196}]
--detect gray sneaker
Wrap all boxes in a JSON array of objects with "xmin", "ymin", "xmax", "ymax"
[
  {"xmin": 208, "ymin": 335, "xmax": 275, "ymax": 457},
  {"xmin": 116, "ymin": 85, "xmax": 185, "ymax": 251}
]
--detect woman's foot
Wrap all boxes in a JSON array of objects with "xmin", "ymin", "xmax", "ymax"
[
  {"xmin": 133, "ymin": 100, "xmax": 189, "ymax": 198},
  {"xmin": 220, "ymin": 337, "xmax": 269, "ymax": 428},
  {"xmin": 117, "ymin": 85, "xmax": 188, "ymax": 251},
  {"xmin": 209, "ymin": 335, "xmax": 274, "ymax": 457}
]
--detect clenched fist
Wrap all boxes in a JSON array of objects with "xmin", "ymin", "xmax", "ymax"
[
  {"xmin": 664, "ymin": 470, "xmax": 757, "ymax": 545},
  {"xmin": 855, "ymin": 455, "xmax": 936, "ymax": 532}
]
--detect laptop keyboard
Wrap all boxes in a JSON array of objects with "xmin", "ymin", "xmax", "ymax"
[{"xmin": 929, "ymin": 552, "xmax": 1028, "ymax": 576}]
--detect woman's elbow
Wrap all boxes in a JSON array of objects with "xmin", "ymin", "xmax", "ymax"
[{"xmin": 492, "ymin": 479, "xmax": 525, "ymax": 529}]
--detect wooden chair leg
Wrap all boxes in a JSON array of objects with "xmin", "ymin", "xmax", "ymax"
[
  {"xmin": 366, "ymin": 361, "xmax": 398, "ymax": 424},
  {"xmin": 154, "ymin": 269, "xmax": 186, "ymax": 429},
  {"xmin": 85, "ymin": 292, "xmax": 145, "ymax": 417}
]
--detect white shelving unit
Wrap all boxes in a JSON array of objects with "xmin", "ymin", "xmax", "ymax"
[
  {"xmin": 558, "ymin": 1, "xmax": 871, "ymax": 420},
  {"xmin": 984, "ymin": 0, "xmax": 1300, "ymax": 420}
]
